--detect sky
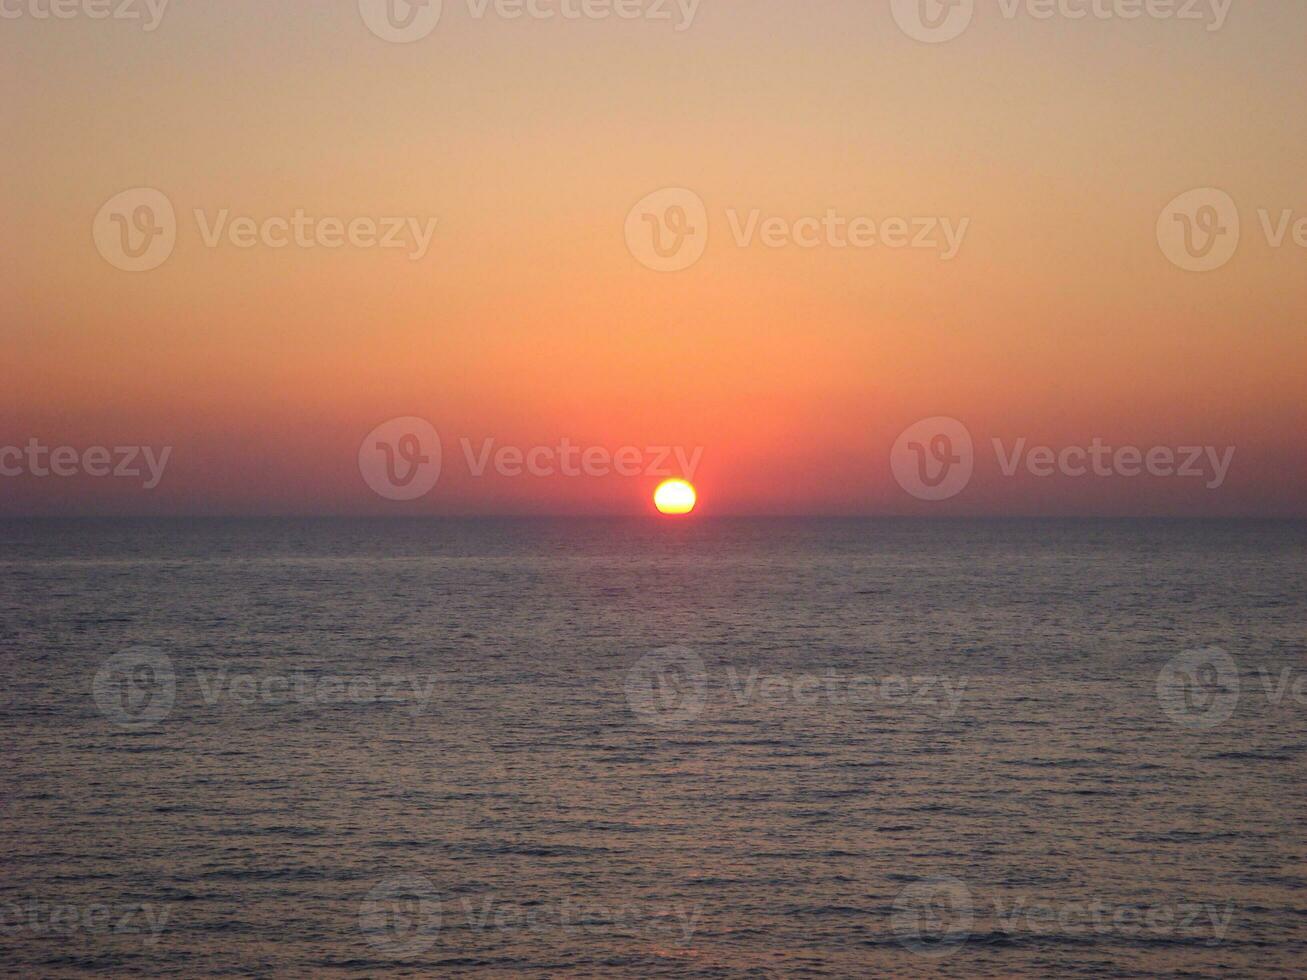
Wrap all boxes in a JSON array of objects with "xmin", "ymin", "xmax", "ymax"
[{"xmin": 3, "ymin": 0, "xmax": 1305, "ymax": 516}]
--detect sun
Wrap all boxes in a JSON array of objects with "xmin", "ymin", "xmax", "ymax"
[{"xmin": 654, "ymin": 479, "xmax": 697, "ymax": 515}]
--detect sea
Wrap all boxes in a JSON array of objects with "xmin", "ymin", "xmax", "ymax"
[{"xmin": 2, "ymin": 518, "xmax": 1304, "ymax": 977}]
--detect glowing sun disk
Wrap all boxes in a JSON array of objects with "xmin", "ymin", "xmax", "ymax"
[{"xmin": 654, "ymin": 479, "xmax": 697, "ymax": 515}]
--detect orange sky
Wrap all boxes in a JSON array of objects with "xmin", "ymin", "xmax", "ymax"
[{"xmin": 3, "ymin": 1, "xmax": 1305, "ymax": 516}]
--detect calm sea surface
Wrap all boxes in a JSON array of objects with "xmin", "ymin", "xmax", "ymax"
[{"xmin": 2, "ymin": 518, "xmax": 1304, "ymax": 977}]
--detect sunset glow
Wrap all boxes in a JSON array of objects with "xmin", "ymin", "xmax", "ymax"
[
  {"xmin": 5, "ymin": 7, "xmax": 1305, "ymax": 980},
  {"xmin": 3, "ymin": 5, "xmax": 1305, "ymax": 520}
]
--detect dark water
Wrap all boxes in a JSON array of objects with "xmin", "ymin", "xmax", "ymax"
[{"xmin": 2, "ymin": 518, "xmax": 1305, "ymax": 977}]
